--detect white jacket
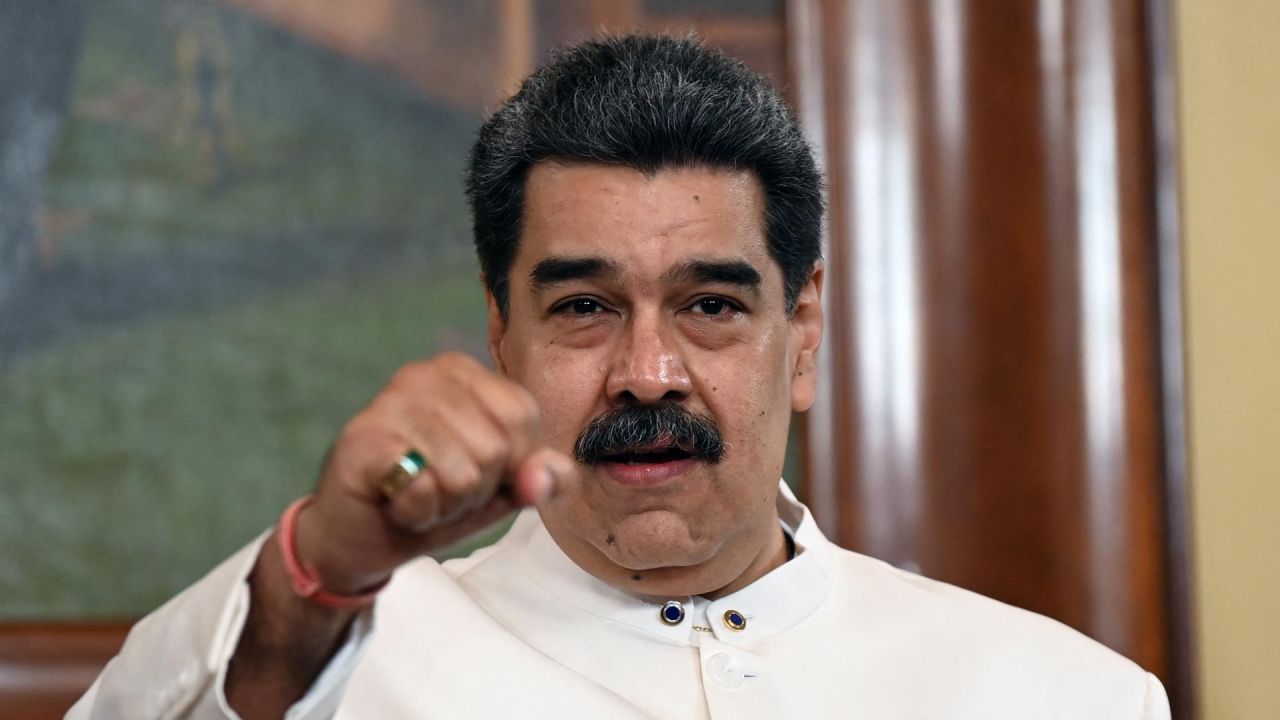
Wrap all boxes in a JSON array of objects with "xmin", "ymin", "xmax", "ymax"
[{"xmin": 70, "ymin": 484, "xmax": 1170, "ymax": 719}]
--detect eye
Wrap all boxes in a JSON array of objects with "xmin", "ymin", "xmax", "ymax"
[
  {"xmin": 690, "ymin": 297, "xmax": 733, "ymax": 316},
  {"xmin": 555, "ymin": 297, "xmax": 606, "ymax": 315}
]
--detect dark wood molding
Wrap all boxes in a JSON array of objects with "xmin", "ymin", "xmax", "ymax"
[
  {"xmin": 785, "ymin": 0, "xmax": 1195, "ymax": 716},
  {"xmin": 0, "ymin": 622, "xmax": 130, "ymax": 719},
  {"xmin": 1143, "ymin": 0, "xmax": 1198, "ymax": 716},
  {"xmin": 784, "ymin": 0, "xmax": 844, "ymax": 539}
]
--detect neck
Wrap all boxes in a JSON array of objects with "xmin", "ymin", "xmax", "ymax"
[{"xmin": 700, "ymin": 523, "xmax": 789, "ymax": 600}]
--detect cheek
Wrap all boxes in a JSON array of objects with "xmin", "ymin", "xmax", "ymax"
[
  {"xmin": 702, "ymin": 329, "xmax": 794, "ymax": 451},
  {"xmin": 512, "ymin": 340, "xmax": 609, "ymax": 451}
]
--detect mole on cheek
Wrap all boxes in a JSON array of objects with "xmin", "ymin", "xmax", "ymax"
[
  {"xmin": 631, "ymin": 574, "xmax": 643, "ymax": 582},
  {"xmin": 605, "ymin": 534, "xmax": 616, "ymax": 546},
  {"xmin": 693, "ymin": 195, "xmax": 700, "ymax": 203}
]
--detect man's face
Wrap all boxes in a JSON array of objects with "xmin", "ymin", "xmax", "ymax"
[{"xmin": 489, "ymin": 161, "xmax": 822, "ymax": 594}]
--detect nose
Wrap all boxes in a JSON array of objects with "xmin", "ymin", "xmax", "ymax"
[{"xmin": 605, "ymin": 308, "xmax": 692, "ymax": 405}]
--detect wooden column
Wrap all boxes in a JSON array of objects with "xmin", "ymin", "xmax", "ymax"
[{"xmin": 787, "ymin": 0, "xmax": 1193, "ymax": 715}]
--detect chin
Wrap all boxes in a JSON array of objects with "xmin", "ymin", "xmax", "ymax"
[{"xmin": 604, "ymin": 510, "xmax": 715, "ymax": 570}]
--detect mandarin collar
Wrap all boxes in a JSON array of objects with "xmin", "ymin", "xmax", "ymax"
[{"xmin": 506, "ymin": 481, "xmax": 831, "ymax": 648}]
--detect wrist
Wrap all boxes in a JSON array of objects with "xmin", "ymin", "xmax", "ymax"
[{"xmin": 278, "ymin": 496, "xmax": 390, "ymax": 609}]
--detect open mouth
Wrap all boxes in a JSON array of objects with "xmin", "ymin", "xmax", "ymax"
[{"xmin": 597, "ymin": 442, "xmax": 699, "ymax": 487}]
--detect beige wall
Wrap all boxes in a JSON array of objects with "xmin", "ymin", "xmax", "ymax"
[{"xmin": 1177, "ymin": 1, "xmax": 1280, "ymax": 718}]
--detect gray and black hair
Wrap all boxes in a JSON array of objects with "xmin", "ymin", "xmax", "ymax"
[{"xmin": 466, "ymin": 34, "xmax": 824, "ymax": 316}]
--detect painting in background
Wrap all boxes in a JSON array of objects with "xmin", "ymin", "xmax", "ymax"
[{"xmin": 0, "ymin": 0, "xmax": 785, "ymax": 618}]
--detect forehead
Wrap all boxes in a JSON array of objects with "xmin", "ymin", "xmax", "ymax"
[{"xmin": 515, "ymin": 162, "xmax": 772, "ymax": 278}]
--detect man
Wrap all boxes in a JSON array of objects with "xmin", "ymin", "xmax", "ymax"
[{"xmin": 72, "ymin": 35, "xmax": 1169, "ymax": 719}]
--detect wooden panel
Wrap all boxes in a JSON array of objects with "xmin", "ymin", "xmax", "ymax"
[
  {"xmin": 787, "ymin": 0, "xmax": 1193, "ymax": 716},
  {"xmin": 0, "ymin": 623, "xmax": 129, "ymax": 719}
]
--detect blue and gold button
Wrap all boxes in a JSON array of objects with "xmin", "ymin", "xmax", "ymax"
[
  {"xmin": 660, "ymin": 600, "xmax": 685, "ymax": 625},
  {"xmin": 723, "ymin": 609, "xmax": 747, "ymax": 631}
]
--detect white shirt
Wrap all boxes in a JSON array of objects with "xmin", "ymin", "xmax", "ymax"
[{"xmin": 71, "ymin": 483, "xmax": 1170, "ymax": 719}]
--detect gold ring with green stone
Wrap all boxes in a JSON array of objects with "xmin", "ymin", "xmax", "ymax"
[{"xmin": 381, "ymin": 449, "xmax": 427, "ymax": 497}]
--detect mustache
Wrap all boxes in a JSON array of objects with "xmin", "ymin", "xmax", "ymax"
[{"xmin": 574, "ymin": 402, "xmax": 725, "ymax": 465}]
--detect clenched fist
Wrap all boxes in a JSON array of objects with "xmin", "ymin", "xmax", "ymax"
[{"xmin": 291, "ymin": 353, "xmax": 579, "ymax": 596}]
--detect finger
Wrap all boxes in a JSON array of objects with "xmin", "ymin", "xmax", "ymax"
[
  {"xmin": 439, "ymin": 357, "xmax": 545, "ymax": 477},
  {"xmin": 385, "ymin": 421, "xmax": 484, "ymax": 532},
  {"xmin": 383, "ymin": 462, "xmax": 442, "ymax": 533},
  {"xmin": 511, "ymin": 447, "xmax": 579, "ymax": 507},
  {"xmin": 326, "ymin": 417, "xmax": 410, "ymax": 501},
  {"xmin": 421, "ymin": 396, "xmax": 510, "ymax": 501},
  {"xmin": 466, "ymin": 374, "xmax": 542, "ymax": 466},
  {"xmin": 417, "ymin": 492, "xmax": 517, "ymax": 553}
]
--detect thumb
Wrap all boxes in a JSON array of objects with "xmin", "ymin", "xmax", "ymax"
[{"xmin": 511, "ymin": 447, "xmax": 579, "ymax": 507}]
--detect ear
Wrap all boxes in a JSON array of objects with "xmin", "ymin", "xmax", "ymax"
[
  {"xmin": 789, "ymin": 262, "xmax": 824, "ymax": 413},
  {"xmin": 485, "ymin": 279, "xmax": 510, "ymax": 375}
]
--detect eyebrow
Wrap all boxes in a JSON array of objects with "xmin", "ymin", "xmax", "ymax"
[
  {"xmin": 666, "ymin": 259, "xmax": 763, "ymax": 294},
  {"xmin": 529, "ymin": 256, "xmax": 622, "ymax": 290}
]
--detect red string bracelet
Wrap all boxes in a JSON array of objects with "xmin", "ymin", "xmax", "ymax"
[{"xmin": 277, "ymin": 496, "xmax": 389, "ymax": 610}]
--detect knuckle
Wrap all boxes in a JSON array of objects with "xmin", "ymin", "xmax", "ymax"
[
  {"xmin": 389, "ymin": 361, "xmax": 423, "ymax": 385},
  {"xmin": 334, "ymin": 418, "xmax": 364, "ymax": 449},
  {"xmin": 513, "ymin": 385, "xmax": 539, "ymax": 415},
  {"xmin": 393, "ymin": 480, "xmax": 441, "ymax": 529},
  {"xmin": 341, "ymin": 406, "xmax": 379, "ymax": 435},
  {"xmin": 439, "ymin": 462, "xmax": 482, "ymax": 495},
  {"xmin": 437, "ymin": 351, "xmax": 478, "ymax": 373},
  {"xmin": 391, "ymin": 358, "xmax": 449, "ymax": 389},
  {"xmin": 456, "ymin": 463, "xmax": 482, "ymax": 489},
  {"xmin": 398, "ymin": 474, "xmax": 438, "ymax": 507},
  {"xmin": 394, "ymin": 356, "xmax": 430, "ymax": 379},
  {"xmin": 340, "ymin": 413, "xmax": 402, "ymax": 458},
  {"xmin": 500, "ymin": 387, "xmax": 540, "ymax": 430},
  {"xmin": 474, "ymin": 434, "xmax": 510, "ymax": 468},
  {"xmin": 494, "ymin": 405, "xmax": 532, "ymax": 438}
]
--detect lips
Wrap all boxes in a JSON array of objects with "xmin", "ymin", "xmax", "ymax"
[
  {"xmin": 600, "ymin": 452, "xmax": 698, "ymax": 487},
  {"xmin": 600, "ymin": 442, "xmax": 694, "ymax": 466}
]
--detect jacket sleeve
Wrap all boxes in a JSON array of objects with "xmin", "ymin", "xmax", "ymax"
[
  {"xmin": 66, "ymin": 533, "xmax": 374, "ymax": 720},
  {"xmin": 1141, "ymin": 672, "xmax": 1172, "ymax": 720}
]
